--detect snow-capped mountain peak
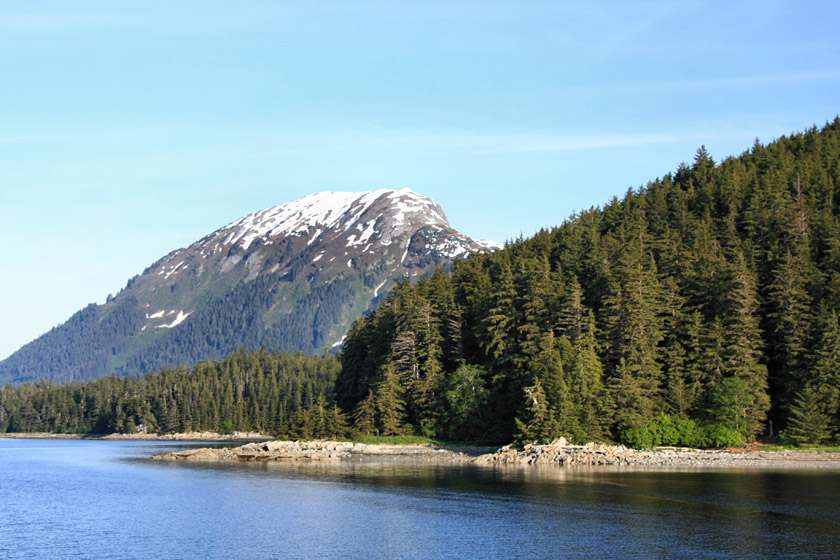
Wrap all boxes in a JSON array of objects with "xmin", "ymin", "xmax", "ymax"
[{"xmin": 220, "ymin": 188, "xmax": 450, "ymax": 251}]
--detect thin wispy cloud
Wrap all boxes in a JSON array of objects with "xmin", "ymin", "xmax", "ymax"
[
  {"xmin": 254, "ymin": 126, "xmax": 766, "ymax": 157},
  {"xmin": 0, "ymin": 123, "xmax": 764, "ymax": 159},
  {"xmin": 0, "ymin": 11, "xmax": 119, "ymax": 30},
  {"xmin": 615, "ymin": 69, "xmax": 840, "ymax": 93}
]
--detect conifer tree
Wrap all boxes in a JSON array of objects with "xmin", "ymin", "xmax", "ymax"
[
  {"xmin": 325, "ymin": 403, "xmax": 350, "ymax": 440},
  {"xmin": 443, "ymin": 364, "xmax": 488, "ymax": 441},
  {"xmin": 708, "ymin": 376, "xmax": 752, "ymax": 444},
  {"xmin": 568, "ymin": 312, "xmax": 606, "ymax": 440},
  {"xmin": 451, "ymin": 253, "xmax": 493, "ymax": 362},
  {"xmin": 557, "ymin": 275, "xmax": 585, "ymax": 345},
  {"xmin": 808, "ymin": 306, "xmax": 840, "ymax": 433},
  {"xmin": 533, "ymin": 331, "xmax": 565, "ymax": 404},
  {"xmin": 375, "ymin": 363, "xmax": 406, "ymax": 436},
  {"xmin": 484, "ymin": 254, "xmax": 519, "ymax": 370},
  {"xmin": 427, "ymin": 267, "xmax": 464, "ymax": 372},
  {"xmin": 515, "ymin": 255, "xmax": 558, "ymax": 365},
  {"xmin": 602, "ymin": 225, "xmax": 666, "ymax": 429},
  {"xmin": 766, "ymin": 249, "xmax": 813, "ymax": 412},
  {"xmin": 784, "ymin": 385, "xmax": 831, "ymax": 446},
  {"xmin": 718, "ymin": 251, "xmax": 770, "ymax": 439},
  {"xmin": 412, "ymin": 300, "xmax": 446, "ymax": 436},
  {"xmin": 353, "ymin": 389, "xmax": 378, "ymax": 436},
  {"xmin": 513, "ymin": 378, "xmax": 550, "ymax": 444},
  {"xmin": 692, "ymin": 145, "xmax": 715, "ymax": 188}
]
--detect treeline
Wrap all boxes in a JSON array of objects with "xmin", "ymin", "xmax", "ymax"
[
  {"xmin": 335, "ymin": 119, "xmax": 840, "ymax": 447},
  {"xmin": 0, "ymin": 349, "xmax": 338, "ymax": 435}
]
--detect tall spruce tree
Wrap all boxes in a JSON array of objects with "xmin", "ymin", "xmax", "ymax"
[
  {"xmin": 375, "ymin": 363, "xmax": 406, "ymax": 436},
  {"xmin": 602, "ymin": 222, "xmax": 666, "ymax": 430},
  {"xmin": 784, "ymin": 385, "xmax": 832, "ymax": 446},
  {"xmin": 717, "ymin": 251, "xmax": 770, "ymax": 439},
  {"xmin": 766, "ymin": 249, "xmax": 813, "ymax": 414}
]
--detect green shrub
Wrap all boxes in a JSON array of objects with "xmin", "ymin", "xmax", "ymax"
[
  {"xmin": 704, "ymin": 423, "xmax": 745, "ymax": 448},
  {"xmin": 356, "ymin": 435, "xmax": 446, "ymax": 445},
  {"xmin": 219, "ymin": 418, "xmax": 234, "ymax": 435},
  {"xmin": 619, "ymin": 415, "xmax": 727, "ymax": 449},
  {"xmin": 654, "ymin": 414, "xmax": 680, "ymax": 446},
  {"xmin": 672, "ymin": 416, "xmax": 707, "ymax": 448},
  {"xmin": 619, "ymin": 425, "xmax": 657, "ymax": 448}
]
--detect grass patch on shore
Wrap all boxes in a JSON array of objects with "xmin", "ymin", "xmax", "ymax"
[
  {"xmin": 356, "ymin": 435, "xmax": 449, "ymax": 446},
  {"xmin": 756, "ymin": 444, "xmax": 840, "ymax": 453}
]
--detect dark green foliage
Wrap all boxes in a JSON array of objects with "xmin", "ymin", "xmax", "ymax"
[
  {"xmin": 283, "ymin": 395, "xmax": 351, "ymax": 440},
  {"xmin": 0, "ymin": 349, "xmax": 339, "ymax": 435},
  {"xmin": 783, "ymin": 385, "xmax": 832, "ymax": 446},
  {"xmin": 124, "ymin": 276, "xmax": 359, "ymax": 375},
  {"xmin": 375, "ymin": 363, "xmax": 407, "ymax": 436},
  {"xmin": 442, "ymin": 364, "xmax": 489, "ymax": 441},
  {"xmin": 0, "ymin": 298, "xmax": 144, "ymax": 383},
  {"xmin": 219, "ymin": 418, "xmax": 234, "ymax": 435},
  {"xmin": 352, "ymin": 389, "xmax": 379, "ymax": 436},
  {"xmin": 336, "ymin": 119, "xmax": 840, "ymax": 446},
  {"xmin": 708, "ymin": 376, "xmax": 759, "ymax": 440},
  {"xmin": 809, "ymin": 306, "xmax": 840, "ymax": 430},
  {"xmin": 619, "ymin": 414, "xmax": 714, "ymax": 449},
  {"xmin": 513, "ymin": 378, "xmax": 562, "ymax": 445},
  {"xmin": 703, "ymin": 424, "xmax": 746, "ymax": 448}
]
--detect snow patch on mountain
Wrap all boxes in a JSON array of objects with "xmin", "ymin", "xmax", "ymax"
[
  {"xmin": 221, "ymin": 189, "xmax": 395, "ymax": 250},
  {"xmin": 476, "ymin": 239, "xmax": 505, "ymax": 250},
  {"xmin": 374, "ymin": 279, "xmax": 388, "ymax": 297},
  {"xmin": 157, "ymin": 310, "xmax": 191, "ymax": 329}
]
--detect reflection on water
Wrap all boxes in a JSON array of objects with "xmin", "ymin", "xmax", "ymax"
[{"xmin": 2, "ymin": 439, "xmax": 839, "ymax": 559}]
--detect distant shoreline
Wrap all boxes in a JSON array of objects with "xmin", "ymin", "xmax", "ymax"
[
  {"xmin": 151, "ymin": 439, "xmax": 840, "ymax": 470},
  {"xmin": 6, "ymin": 432, "xmax": 840, "ymax": 470},
  {"xmin": 0, "ymin": 431, "xmax": 273, "ymax": 442}
]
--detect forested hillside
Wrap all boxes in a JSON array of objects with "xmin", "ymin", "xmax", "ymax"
[
  {"xmin": 336, "ymin": 119, "xmax": 840, "ymax": 447},
  {"xmin": 0, "ymin": 350, "xmax": 339, "ymax": 435},
  {"xmin": 4, "ymin": 121, "xmax": 839, "ymax": 448}
]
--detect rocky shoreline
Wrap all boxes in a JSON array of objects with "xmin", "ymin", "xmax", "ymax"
[{"xmin": 151, "ymin": 438, "xmax": 840, "ymax": 470}]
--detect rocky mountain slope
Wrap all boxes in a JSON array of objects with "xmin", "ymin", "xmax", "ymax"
[{"xmin": 0, "ymin": 189, "xmax": 498, "ymax": 384}]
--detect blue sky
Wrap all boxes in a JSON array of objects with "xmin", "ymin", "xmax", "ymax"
[{"xmin": 2, "ymin": 0, "xmax": 839, "ymax": 360}]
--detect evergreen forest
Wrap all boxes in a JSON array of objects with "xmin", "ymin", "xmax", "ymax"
[
  {"xmin": 335, "ymin": 119, "xmax": 840, "ymax": 447},
  {"xmin": 3, "ymin": 119, "xmax": 840, "ymax": 448},
  {"xmin": 0, "ymin": 350, "xmax": 339, "ymax": 436}
]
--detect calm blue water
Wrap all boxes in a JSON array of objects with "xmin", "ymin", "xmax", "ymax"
[{"xmin": 1, "ymin": 439, "xmax": 839, "ymax": 559}]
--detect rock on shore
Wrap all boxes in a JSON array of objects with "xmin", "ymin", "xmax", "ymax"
[
  {"xmin": 473, "ymin": 438, "xmax": 840, "ymax": 468},
  {"xmin": 152, "ymin": 440, "xmax": 484, "ymax": 463}
]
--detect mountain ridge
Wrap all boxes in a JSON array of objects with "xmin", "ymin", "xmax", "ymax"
[{"xmin": 1, "ymin": 189, "xmax": 497, "ymax": 385}]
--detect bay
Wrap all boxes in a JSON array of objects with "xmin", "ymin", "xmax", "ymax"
[{"xmin": 1, "ymin": 439, "xmax": 838, "ymax": 559}]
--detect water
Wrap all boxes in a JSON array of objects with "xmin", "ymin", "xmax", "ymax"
[{"xmin": 1, "ymin": 439, "xmax": 839, "ymax": 559}]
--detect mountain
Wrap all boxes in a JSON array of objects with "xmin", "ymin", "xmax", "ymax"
[{"xmin": 0, "ymin": 189, "xmax": 499, "ymax": 385}]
